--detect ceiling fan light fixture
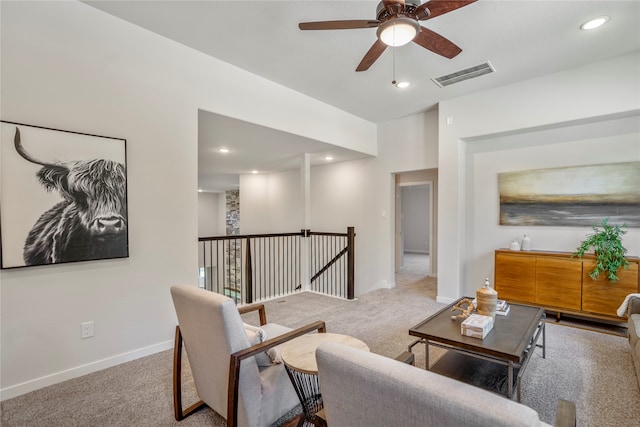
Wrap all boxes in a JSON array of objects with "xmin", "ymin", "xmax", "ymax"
[{"xmin": 377, "ymin": 17, "xmax": 420, "ymax": 47}]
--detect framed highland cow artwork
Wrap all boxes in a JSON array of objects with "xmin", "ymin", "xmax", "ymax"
[{"xmin": 0, "ymin": 121, "xmax": 128, "ymax": 269}]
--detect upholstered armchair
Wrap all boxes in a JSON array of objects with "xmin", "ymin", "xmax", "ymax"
[{"xmin": 171, "ymin": 284, "xmax": 326, "ymax": 427}]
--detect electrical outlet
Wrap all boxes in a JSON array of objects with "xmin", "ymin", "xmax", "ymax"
[{"xmin": 81, "ymin": 321, "xmax": 94, "ymax": 339}]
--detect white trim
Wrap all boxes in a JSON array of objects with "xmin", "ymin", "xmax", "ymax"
[
  {"xmin": 436, "ymin": 295, "xmax": 455, "ymax": 304},
  {"xmin": 305, "ymin": 290, "xmax": 360, "ymax": 301},
  {"xmin": 0, "ymin": 340, "xmax": 173, "ymax": 401}
]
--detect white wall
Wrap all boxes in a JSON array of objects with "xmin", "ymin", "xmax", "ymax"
[
  {"xmin": 465, "ymin": 124, "xmax": 640, "ymax": 293},
  {"xmin": 438, "ymin": 52, "xmax": 640, "ymax": 302},
  {"xmin": 239, "ymin": 110, "xmax": 440, "ymax": 296},
  {"xmin": 402, "ymin": 186, "xmax": 430, "ymax": 254},
  {"xmin": 240, "ymin": 169, "xmax": 302, "ymax": 234},
  {"xmin": 307, "ymin": 111, "xmax": 440, "ymax": 294},
  {"xmin": 0, "ymin": 1, "xmax": 376, "ymax": 399},
  {"xmin": 197, "ymin": 192, "xmax": 222, "ymax": 237},
  {"xmin": 268, "ymin": 169, "xmax": 303, "ymax": 233},
  {"xmin": 396, "ymin": 169, "xmax": 438, "ymax": 274},
  {"xmin": 240, "ymin": 174, "xmax": 270, "ymax": 234}
]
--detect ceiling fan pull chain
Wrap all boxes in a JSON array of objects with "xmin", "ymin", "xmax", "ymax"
[{"xmin": 391, "ymin": 47, "xmax": 397, "ymax": 85}]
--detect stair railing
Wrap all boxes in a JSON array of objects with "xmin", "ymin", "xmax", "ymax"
[{"xmin": 198, "ymin": 227, "xmax": 355, "ymax": 303}]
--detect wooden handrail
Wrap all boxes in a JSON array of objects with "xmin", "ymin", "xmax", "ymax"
[{"xmin": 199, "ymin": 231, "xmax": 304, "ymax": 242}]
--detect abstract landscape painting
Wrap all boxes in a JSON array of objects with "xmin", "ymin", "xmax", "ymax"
[{"xmin": 499, "ymin": 162, "xmax": 640, "ymax": 227}]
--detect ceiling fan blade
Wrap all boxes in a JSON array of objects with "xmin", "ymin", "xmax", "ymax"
[
  {"xmin": 356, "ymin": 39, "xmax": 388, "ymax": 72},
  {"xmin": 414, "ymin": 0, "xmax": 477, "ymax": 21},
  {"xmin": 413, "ymin": 26, "xmax": 462, "ymax": 59},
  {"xmin": 299, "ymin": 20, "xmax": 380, "ymax": 30}
]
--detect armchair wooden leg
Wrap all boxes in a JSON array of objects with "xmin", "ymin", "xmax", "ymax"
[{"xmin": 173, "ymin": 325, "xmax": 206, "ymax": 421}]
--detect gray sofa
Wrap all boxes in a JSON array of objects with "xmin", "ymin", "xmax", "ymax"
[
  {"xmin": 629, "ymin": 295, "xmax": 640, "ymax": 388},
  {"xmin": 316, "ymin": 342, "xmax": 575, "ymax": 427}
]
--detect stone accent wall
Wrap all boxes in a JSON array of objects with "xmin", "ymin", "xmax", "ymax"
[
  {"xmin": 226, "ymin": 190, "xmax": 240, "ymax": 235},
  {"xmin": 225, "ymin": 190, "xmax": 242, "ymax": 296}
]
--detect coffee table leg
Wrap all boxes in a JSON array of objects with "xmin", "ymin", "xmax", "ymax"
[
  {"xmin": 508, "ymin": 361, "xmax": 514, "ymax": 400},
  {"xmin": 542, "ymin": 320, "xmax": 546, "ymax": 359},
  {"xmin": 424, "ymin": 340, "xmax": 430, "ymax": 370}
]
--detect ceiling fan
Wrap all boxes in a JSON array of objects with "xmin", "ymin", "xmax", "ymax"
[{"xmin": 299, "ymin": 0, "xmax": 477, "ymax": 72}]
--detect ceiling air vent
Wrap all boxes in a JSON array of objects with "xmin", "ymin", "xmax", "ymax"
[{"xmin": 432, "ymin": 61, "xmax": 496, "ymax": 88}]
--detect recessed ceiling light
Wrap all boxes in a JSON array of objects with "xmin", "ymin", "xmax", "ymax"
[
  {"xmin": 324, "ymin": 156, "xmax": 334, "ymax": 161},
  {"xmin": 218, "ymin": 148, "xmax": 230, "ymax": 153},
  {"xmin": 580, "ymin": 16, "xmax": 610, "ymax": 30},
  {"xmin": 395, "ymin": 81, "xmax": 411, "ymax": 89},
  {"xmin": 251, "ymin": 170, "xmax": 259, "ymax": 174}
]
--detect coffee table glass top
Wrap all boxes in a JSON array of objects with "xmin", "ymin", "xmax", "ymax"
[{"xmin": 409, "ymin": 297, "xmax": 545, "ymax": 363}]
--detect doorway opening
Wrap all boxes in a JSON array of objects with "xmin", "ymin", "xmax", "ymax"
[{"xmin": 394, "ymin": 169, "xmax": 438, "ymax": 278}]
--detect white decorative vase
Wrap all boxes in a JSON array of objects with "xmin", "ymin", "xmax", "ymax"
[
  {"xmin": 522, "ymin": 234, "xmax": 531, "ymax": 251},
  {"xmin": 510, "ymin": 240, "xmax": 520, "ymax": 251}
]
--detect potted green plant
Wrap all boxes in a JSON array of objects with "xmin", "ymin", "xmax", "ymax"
[{"xmin": 573, "ymin": 218, "xmax": 629, "ymax": 281}]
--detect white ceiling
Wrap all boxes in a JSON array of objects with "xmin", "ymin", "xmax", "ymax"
[
  {"xmin": 197, "ymin": 110, "xmax": 373, "ymax": 192},
  {"xmin": 85, "ymin": 0, "xmax": 640, "ymax": 192}
]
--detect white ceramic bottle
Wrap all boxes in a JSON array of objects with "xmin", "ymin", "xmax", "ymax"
[{"xmin": 522, "ymin": 234, "xmax": 531, "ymax": 251}]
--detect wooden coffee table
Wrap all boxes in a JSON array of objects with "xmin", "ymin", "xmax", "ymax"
[
  {"xmin": 409, "ymin": 297, "xmax": 545, "ymax": 401},
  {"xmin": 281, "ymin": 332, "xmax": 369, "ymax": 426}
]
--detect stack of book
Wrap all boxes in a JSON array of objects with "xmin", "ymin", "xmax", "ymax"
[
  {"xmin": 472, "ymin": 298, "xmax": 511, "ymax": 316},
  {"xmin": 461, "ymin": 314, "xmax": 494, "ymax": 339},
  {"xmin": 496, "ymin": 299, "xmax": 510, "ymax": 316}
]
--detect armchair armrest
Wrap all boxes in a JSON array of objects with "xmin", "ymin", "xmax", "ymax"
[
  {"xmin": 554, "ymin": 399, "xmax": 576, "ymax": 427},
  {"xmin": 238, "ymin": 303, "xmax": 267, "ymax": 325},
  {"xmin": 629, "ymin": 296, "xmax": 640, "ymax": 316},
  {"xmin": 173, "ymin": 326, "xmax": 206, "ymax": 421},
  {"xmin": 227, "ymin": 320, "xmax": 327, "ymax": 427}
]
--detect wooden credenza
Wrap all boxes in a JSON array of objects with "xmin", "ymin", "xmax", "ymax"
[{"xmin": 494, "ymin": 249, "xmax": 640, "ymax": 321}]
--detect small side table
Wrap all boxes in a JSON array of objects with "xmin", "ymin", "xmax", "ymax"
[{"xmin": 280, "ymin": 332, "xmax": 369, "ymax": 426}]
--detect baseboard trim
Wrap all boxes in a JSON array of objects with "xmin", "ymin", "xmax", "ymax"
[
  {"xmin": 436, "ymin": 295, "xmax": 456, "ymax": 304},
  {"xmin": 0, "ymin": 339, "xmax": 173, "ymax": 401}
]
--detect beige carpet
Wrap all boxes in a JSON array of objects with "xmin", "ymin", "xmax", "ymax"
[{"xmin": 2, "ymin": 274, "xmax": 639, "ymax": 426}]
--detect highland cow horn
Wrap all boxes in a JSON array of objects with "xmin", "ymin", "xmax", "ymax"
[{"xmin": 14, "ymin": 128, "xmax": 55, "ymax": 167}]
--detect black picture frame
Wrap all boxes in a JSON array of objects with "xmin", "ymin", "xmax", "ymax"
[{"xmin": 0, "ymin": 121, "xmax": 129, "ymax": 269}]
